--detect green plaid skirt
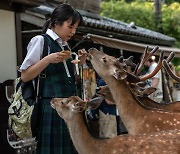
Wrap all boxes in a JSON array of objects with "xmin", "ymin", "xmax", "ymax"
[{"xmin": 36, "ymin": 98, "xmax": 77, "ymax": 154}]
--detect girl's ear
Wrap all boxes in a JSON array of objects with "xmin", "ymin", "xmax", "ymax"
[
  {"xmin": 54, "ymin": 20, "xmax": 58, "ymax": 26},
  {"xmin": 87, "ymin": 96, "xmax": 104, "ymax": 110}
]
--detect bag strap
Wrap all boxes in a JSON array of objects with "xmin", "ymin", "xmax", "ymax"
[
  {"xmin": 36, "ymin": 35, "xmax": 49, "ymax": 99},
  {"xmin": 40, "ymin": 34, "xmax": 49, "ymax": 77}
]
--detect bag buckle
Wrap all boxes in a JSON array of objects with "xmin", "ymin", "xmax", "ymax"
[
  {"xmin": 12, "ymin": 106, "xmax": 20, "ymax": 118},
  {"xmin": 39, "ymin": 73, "xmax": 46, "ymax": 78}
]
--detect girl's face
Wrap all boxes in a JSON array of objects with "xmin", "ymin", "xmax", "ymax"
[{"xmin": 53, "ymin": 19, "xmax": 79, "ymax": 41}]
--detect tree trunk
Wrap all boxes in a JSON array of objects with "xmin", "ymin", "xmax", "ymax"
[{"xmin": 154, "ymin": 0, "xmax": 163, "ymax": 32}]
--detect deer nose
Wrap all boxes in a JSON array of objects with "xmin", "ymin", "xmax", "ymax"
[
  {"xmin": 86, "ymin": 54, "xmax": 92, "ymax": 61},
  {"xmin": 87, "ymin": 48, "xmax": 95, "ymax": 60},
  {"xmin": 88, "ymin": 48, "xmax": 94, "ymax": 51}
]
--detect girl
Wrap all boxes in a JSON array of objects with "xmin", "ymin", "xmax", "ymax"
[{"xmin": 20, "ymin": 3, "xmax": 87, "ymax": 154}]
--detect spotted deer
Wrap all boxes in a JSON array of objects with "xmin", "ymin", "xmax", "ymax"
[
  {"xmin": 97, "ymin": 85, "xmax": 180, "ymax": 112},
  {"xmin": 51, "ymin": 96, "xmax": 180, "ymax": 154},
  {"xmin": 103, "ymin": 46, "xmax": 180, "ymax": 113},
  {"xmin": 117, "ymin": 45, "xmax": 180, "ymax": 112},
  {"xmin": 88, "ymin": 48, "xmax": 180, "ymax": 134}
]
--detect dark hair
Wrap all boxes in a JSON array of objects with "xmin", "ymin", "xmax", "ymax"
[{"xmin": 42, "ymin": 3, "xmax": 83, "ymax": 34}]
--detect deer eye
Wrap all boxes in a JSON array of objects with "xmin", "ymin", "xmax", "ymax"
[
  {"xmin": 102, "ymin": 57, "xmax": 107, "ymax": 63},
  {"xmin": 74, "ymin": 102, "xmax": 80, "ymax": 107}
]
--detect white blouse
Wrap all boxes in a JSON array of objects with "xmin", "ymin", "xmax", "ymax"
[{"xmin": 19, "ymin": 29, "xmax": 68, "ymax": 72}]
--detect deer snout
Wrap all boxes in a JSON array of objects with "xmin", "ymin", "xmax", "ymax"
[
  {"xmin": 88, "ymin": 48, "xmax": 100, "ymax": 55},
  {"xmin": 86, "ymin": 48, "xmax": 94, "ymax": 60},
  {"xmin": 88, "ymin": 48, "xmax": 105, "ymax": 61},
  {"xmin": 51, "ymin": 98, "xmax": 65, "ymax": 109},
  {"xmin": 51, "ymin": 98, "xmax": 57, "ymax": 109},
  {"xmin": 88, "ymin": 48, "xmax": 97, "ymax": 52},
  {"xmin": 87, "ymin": 53, "xmax": 92, "ymax": 61}
]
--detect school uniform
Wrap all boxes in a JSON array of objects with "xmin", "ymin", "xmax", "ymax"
[{"xmin": 20, "ymin": 29, "xmax": 77, "ymax": 154}]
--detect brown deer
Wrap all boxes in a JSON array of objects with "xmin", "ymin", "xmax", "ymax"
[
  {"xmin": 118, "ymin": 46, "xmax": 180, "ymax": 112},
  {"xmin": 88, "ymin": 48, "xmax": 180, "ymax": 134},
  {"xmin": 97, "ymin": 85, "xmax": 180, "ymax": 112},
  {"xmin": 119, "ymin": 46, "xmax": 180, "ymax": 112},
  {"xmin": 51, "ymin": 96, "xmax": 180, "ymax": 154}
]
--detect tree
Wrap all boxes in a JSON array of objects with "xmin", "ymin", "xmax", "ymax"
[
  {"xmin": 100, "ymin": 0, "xmax": 180, "ymax": 66},
  {"xmin": 101, "ymin": 1, "xmax": 180, "ymax": 46}
]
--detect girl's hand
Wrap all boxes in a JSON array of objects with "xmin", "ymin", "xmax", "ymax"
[
  {"xmin": 47, "ymin": 50, "xmax": 71, "ymax": 63},
  {"xmin": 78, "ymin": 49, "xmax": 88, "ymax": 66}
]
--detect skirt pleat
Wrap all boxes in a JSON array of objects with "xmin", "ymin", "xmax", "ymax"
[{"xmin": 36, "ymin": 98, "xmax": 77, "ymax": 154}]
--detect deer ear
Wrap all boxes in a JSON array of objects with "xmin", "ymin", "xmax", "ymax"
[
  {"xmin": 96, "ymin": 86, "xmax": 101, "ymax": 92},
  {"xmin": 113, "ymin": 69, "xmax": 127, "ymax": 80},
  {"xmin": 136, "ymin": 81, "xmax": 146, "ymax": 87},
  {"xmin": 123, "ymin": 56, "xmax": 136, "ymax": 68},
  {"xmin": 141, "ymin": 87, "xmax": 157, "ymax": 96},
  {"xmin": 73, "ymin": 101, "xmax": 86, "ymax": 112},
  {"xmin": 97, "ymin": 86, "xmax": 109, "ymax": 95},
  {"xmin": 125, "ymin": 72, "xmax": 140, "ymax": 83},
  {"xmin": 87, "ymin": 96, "xmax": 104, "ymax": 110},
  {"xmin": 117, "ymin": 56, "xmax": 124, "ymax": 63}
]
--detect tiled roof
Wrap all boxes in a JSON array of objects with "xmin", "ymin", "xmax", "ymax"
[
  {"xmin": 27, "ymin": 4, "xmax": 176, "ymax": 46},
  {"xmin": 81, "ymin": 15, "xmax": 176, "ymax": 46}
]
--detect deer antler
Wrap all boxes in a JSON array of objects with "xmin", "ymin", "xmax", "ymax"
[
  {"xmin": 166, "ymin": 52, "xmax": 175, "ymax": 62},
  {"xmin": 163, "ymin": 59, "xmax": 180, "ymax": 82},
  {"xmin": 134, "ymin": 46, "xmax": 159, "ymax": 75},
  {"xmin": 125, "ymin": 51, "xmax": 175, "ymax": 83},
  {"xmin": 139, "ymin": 51, "xmax": 175, "ymax": 81},
  {"xmin": 139, "ymin": 50, "xmax": 164, "ymax": 81}
]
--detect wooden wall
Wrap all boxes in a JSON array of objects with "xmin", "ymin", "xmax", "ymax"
[
  {"xmin": 8, "ymin": 0, "xmax": 45, "ymax": 6},
  {"xmin": 67, "ymin": 0, "xmax": 101, "ymax": 14},
  {"xmin": 3, "ymin": 0, "xmax": 101, "ymax": 14}
]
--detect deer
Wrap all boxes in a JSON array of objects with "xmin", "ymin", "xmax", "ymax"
[
  {"xmin": 96, "ymin": 85, "xmax": 180, "ymax": 112},
  {"xmin": 51, "ymin": 96, "xmax": 180, "ymax": 154},
  {"xmin": 88, "ymin": 47, "xmax": 180, "ymax": 134},
  {"xmin": 116, "ymin": 46, "xmax": 180, "ymax": 112}
]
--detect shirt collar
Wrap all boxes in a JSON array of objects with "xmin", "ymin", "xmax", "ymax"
[{"xmin": 46, "ymin": 29, "xmax": 68, "ymax": 46}]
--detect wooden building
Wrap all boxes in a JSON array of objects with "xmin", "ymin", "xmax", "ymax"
[
  {"xmin": 0, "ymin": 0, "xmax": 180, "ymax": 153},
  {"xmin": 0, "ymin": 1, "xmax": 45, "ymax": 153},
  {"xmin": 19, "ymin": 0, "xmax": 180, "ymax": 101}
]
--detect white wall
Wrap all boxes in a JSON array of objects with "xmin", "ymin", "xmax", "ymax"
[
  {"xmin": 0, "ymin": 9, "xmax": 17, "ymax": 83},
  {"xmin": 173, "ymin": 89, "xmax": 180, "ymax": 101}
]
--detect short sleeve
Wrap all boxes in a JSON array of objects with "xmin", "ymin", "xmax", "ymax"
[
  {"xmin": 19, "ymin": 35, "xmax": 44, "ymax": 72},
  {"xmin": 149, "ymin": 62, "xmax": 160, "ymax": 79}
]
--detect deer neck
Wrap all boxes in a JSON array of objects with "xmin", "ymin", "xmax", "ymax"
[
  {"xmin": 65, "ymin": 113, "xmax": 104, "ymax": 154},
  {"xmin": 105, "ymin": 77, "xmax": 145, "ymax": 131}
]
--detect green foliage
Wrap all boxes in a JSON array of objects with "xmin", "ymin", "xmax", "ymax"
[
  {"xmin": 165, "ymin": 0, "xmax": 180, "ymax": 5},
  {"xmin": 160, "ymin": 3, "xmax": 180, "ymax": 47},
  {"xmin": 101, "ymin": 0, "xmax": 155, "ymax": 30},
  {"xmin": 101, "ymin": 1, "xmax": 180, "ymax": 67},
  {"xmin": 172, "ymin": 58, "xmax": 180, "ymax": 67},
  {"xmin": 176, "ymin": 65, "xmax": 180, "ymax": 71}
]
